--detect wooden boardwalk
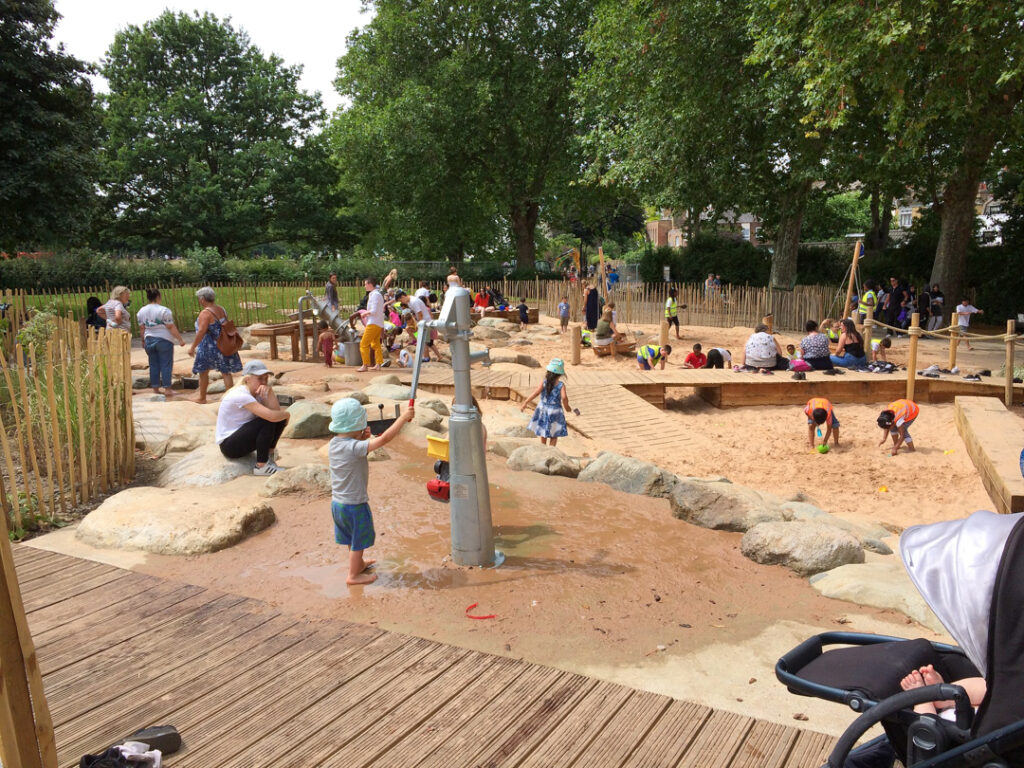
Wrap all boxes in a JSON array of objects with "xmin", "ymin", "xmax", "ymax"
[
  {"xmin": 17, "ymin": 545, "xmax": 835, "ymax": 768},
  {"xmin": 398, "ymin": 366, "xmax": 1023, "ymax": 409}
]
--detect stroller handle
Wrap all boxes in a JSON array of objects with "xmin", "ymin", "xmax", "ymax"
[{"xmin": 827, "ymin": 684, "xmax": 973, "ymax": 768}]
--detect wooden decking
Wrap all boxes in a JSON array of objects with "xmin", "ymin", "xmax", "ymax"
[
  {"xmin": 17, "ymin": 545, "xmax": 834, "ymax": 768},
  {"xmin": 397, "ymin": 367, "xmax": 1023, "ymax": 409},
  {"xmin": 954, "ymin": 396, "xmax": 1024, "ymax": 515}
]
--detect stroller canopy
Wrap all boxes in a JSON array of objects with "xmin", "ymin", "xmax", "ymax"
[{"xmin": 899, "ymin": 510, "xmax": 1024, "ymax": 678}]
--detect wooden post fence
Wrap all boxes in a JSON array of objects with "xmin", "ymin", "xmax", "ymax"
[
  {"xmin": 1006, "ymin": 319, "xmax": 1015, "ymax": 408},
  {"xmin": 570, "ymin": 325, "xmax": 581, "ymax": 366},
  {"xmin": 906, "ymin": 313, "xmax": 921, "ymax": 401},
  {"xmin": 948, "ymin": 324, "xmax": 959, "ymax": 371}
]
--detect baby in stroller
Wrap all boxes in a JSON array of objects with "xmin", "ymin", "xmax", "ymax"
[{"xmin": 776, "ymin": 510, "xmax": 1024, "ymax": 768}]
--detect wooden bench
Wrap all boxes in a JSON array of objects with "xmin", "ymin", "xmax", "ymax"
[
  {"xmin": 248, "ymin": 321, "xmax": 320, "ymax": 361},
  {"xmin": 954, "ymin": 396, "xmax": 1024, "ymax": 514}
]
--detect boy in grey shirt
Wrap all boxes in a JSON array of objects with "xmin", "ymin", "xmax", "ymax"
[{"xmin": 328, "ymin": 398, "xmax": 414, "ymax": 584}]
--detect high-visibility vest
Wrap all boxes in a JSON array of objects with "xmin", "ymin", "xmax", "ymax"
[
  {"xmin": 826, "ymin": 328, "xmax": 840, "ymax": 342},
  {"xmin": 858, "ymin": 291, "xmax": 876, "ymax": 315},
  {"xmin": 887, "ymin": 399, "xmax": 920, "ymax": 425},
  {"xmin": 665, "ymin": 297, "xmax": 677, "ymax": 318},
  {"xmin": 639, "ymin": 345, "xmax": 662, "ymax": 364},
  {"xmin": 804, "ymin": 398, "xmax": 834, "ymax": 424}
]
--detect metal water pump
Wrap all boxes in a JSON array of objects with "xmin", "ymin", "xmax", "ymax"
[{"xmin": 409, "ymin": 286, "xmax": 501, "ymax": 568}]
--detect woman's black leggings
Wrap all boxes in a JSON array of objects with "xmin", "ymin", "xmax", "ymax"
[{"xmin": 219, "ymin": 417, "xmax": 287, "ymax": 463}]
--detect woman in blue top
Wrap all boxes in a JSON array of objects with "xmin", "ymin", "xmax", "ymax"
[{"xmin": 519, "ymin": 359, "xmax": 573, "ymax": 447}]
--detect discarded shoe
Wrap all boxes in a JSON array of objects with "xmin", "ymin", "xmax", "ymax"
[
  {"xmin": 964, "ymin": 374, "xmax": 982, "ymax": 382},
  {"xmin": 1015, "ymin": 377, "xmax": 1023, "ymax": 384},
  {"xmin": 792, "ymin": 372, "xmax": 806, "ymax": 380},
  {"xmin": 950, "ymin": 366, "xmax": 960, "ymax": 374},
  {"xmin": 979, "ymin": 369, "xmax": 992, "ymax": 377},
  {"xmin": 922, "ymin": 364, "xmax": 940, "ymax": 373},
  {"xmin": 923, "ymin": 372, "xmax": 940, "ymax": 378}
]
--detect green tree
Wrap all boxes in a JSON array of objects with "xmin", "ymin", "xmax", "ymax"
[
  {"xmin": 801, "ymin": 191, "xmax": 871, "ymax": 242},
  {"xmin": 577, "ymin": 0, "xmax": 823, "ymax": 289},
  {"xmin": 748, "ymin": 0, "xmax": 1024, "ymax": 307},
  {"xmin": 99, "ymin": 11, "xmax": 329, "ymax": 254},
  {"xmin": 0, "ymin": 0, "xmax": 97, "ymax": 250},
  {"xmin": 334, "ymin": 0, "xmax": 596, "ymax": 269}
]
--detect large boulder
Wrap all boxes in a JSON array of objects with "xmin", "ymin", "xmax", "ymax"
[
  {"xmin": 344, "ymin": 390, "xmax": 370, "ymax": 405},
  {"xmin": 476, "ymin": 317, "xmax": 518, "ymax": 329},
  {"xmin": 741, "ymin": 521, "xmax": 865, "ymax": 576},
  {"xmin": 363, "ymin": 381, "xmax": 413, "ymax": 401},
  {"xmin": 487, "ymin": 437, "xmax": 534, "ymax": 458},
  {"xmin": 472, "ymin": 326, "xmax": 511, "ymax": 340},
  {"xmin": 780, "ymin": 502, "xmax": 894, "ymax": 555},
  {"xmin": 670, "ymin": 478, "xmax": 784, "ymax": 532},
  {"xmin": 419, "ymin": 398, "xmax": 450, "ymax": 417},
  {"xmin": 259, "ymin": 464, "xmax": 331, "ymax": 497},
  {"xmin": 411, "ymin": 407, "xmax": 444, "ymax": 432},
  {"xmin": 282, "ymin": 401, "xmax": 331, "ymax": 439},
  {"xmin": 507, "ymin": 445, "xmax": 580, "ymax": 478},
  {"xmin": 158, "ymin": 444, "xmax": 253, "ymax": 487},
  {"xmin": 133, "ymin": 399, "xmax": 216, "ymax": 456},
  {"xmin": 488, "ymin": 348, "xmax": 521, "ymax": 365},
  {"xmin": 76, "ymin": 486, "xmax": 275, "ymax": 555},
  {"xmin": 810, "ymin": 560, "xmax": 943, "ymax": 632},
  {"xmin": 369, "ymin": 373, "xmax": 402, "ymax": 386},
  {"xmin": 132, "ymin": 375, "xmax": 151, "ymax": 390},
  {"xmin": 577, "ymin": 453, "xmax": 677, "ymax": 499}
]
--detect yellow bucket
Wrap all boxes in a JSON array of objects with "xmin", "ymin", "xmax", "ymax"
[{"xmin": 426, "ymin": 435, "xmax": 450, "ymax": 461}]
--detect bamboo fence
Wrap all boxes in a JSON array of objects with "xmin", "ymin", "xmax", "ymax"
[
  {"xmin": 2, "ymin": 277, "xmax": 837, "ymax": 353},
  {"xmin": 0, "ymin": 317, "xmax": 134, "ymax": 536}
]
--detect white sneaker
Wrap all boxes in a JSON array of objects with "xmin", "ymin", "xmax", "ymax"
[
  {"xmin": 950, "ymin": 366, "xmax": 960, "ymax": 375},
  {"xmin": 253, "ymin": 463, "xmax": 279, "ymax": 476}
]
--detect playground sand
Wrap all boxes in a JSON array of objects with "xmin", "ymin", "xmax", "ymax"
[{"xmin": 46, "ymin": 318, "xmax": 1015, "ymax": 736}]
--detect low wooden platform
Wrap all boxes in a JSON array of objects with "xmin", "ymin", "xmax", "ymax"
[
  {"xmin": 954, "ymin": 396, "xmax": 1024, "ymax": 515},
  {"xmin": 17, "ymin": 545, "xmax": 833, "ymax": 767},
  {"xmin": 396, "ymin": 367, "xmax": 1023, "ymax": 409}
]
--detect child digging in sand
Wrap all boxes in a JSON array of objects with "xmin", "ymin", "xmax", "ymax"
[
  {"xmin": 328, "ymin": 398, "xmax": 415, "ymax": 585},
  {"xmin": 877, "ymin": 399, "xmax": 919, "ymax": 456},
  {"xmin": 804, "ymin": 397, "xmax": 839, "ymax": 450}
]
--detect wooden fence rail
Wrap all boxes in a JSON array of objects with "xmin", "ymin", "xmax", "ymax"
[{"xmin": 0, "ymin": 318, "xmax": 134, "ymax": 537}]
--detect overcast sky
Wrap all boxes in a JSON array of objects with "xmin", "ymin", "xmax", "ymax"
[{"xmin": 52, "ymin": 0, "xmax": 370, "ymax": 112}]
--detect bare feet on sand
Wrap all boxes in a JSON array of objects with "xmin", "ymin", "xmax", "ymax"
[{"xmin": 346, "ymin": 572, "xmax": 377, "ymax": 585}]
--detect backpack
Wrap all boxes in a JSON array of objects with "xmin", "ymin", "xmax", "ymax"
[{"xmin": 206, "ymin": 308, "xmax": 243, "ymax": 356}]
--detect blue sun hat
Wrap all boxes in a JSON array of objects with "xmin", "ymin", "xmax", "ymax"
[
  {"xmin": 546, "ymin": 358, "xmax": 566, "ymax": 376},
  {"xmin": 330, "ymin": 398, "xmax": 368, "ymax": 434}
]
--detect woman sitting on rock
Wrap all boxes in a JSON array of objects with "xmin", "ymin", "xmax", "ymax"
[{"xmin": 216, "ymin": 360, "xmax": 290, "ymax": 476}]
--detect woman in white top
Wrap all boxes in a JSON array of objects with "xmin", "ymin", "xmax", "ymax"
[
  {"xmin": 446, "ymin": 266, "xmax": 463, "ymax": 287},
  {"xmin": 136, "ymin": 288, "xmax": 186, "ymax": 396},
  {"xmin": 100, "ymin": 286, "xmax": 132, "ymax": 333},
  {"xmin": 358, "ymin": 276, "xmax": 386, "ymax": 371},
  {"xmin": 216, "ymin": 360, "xmax": 290, "ymax": 475},
  {"xmin": 740, "ymin": 323, "xmax": 785, "ymax": 372}
]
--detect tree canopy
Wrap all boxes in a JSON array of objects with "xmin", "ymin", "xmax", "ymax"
[
  {"xmin": 334, "ymin": 0, "xmax": 596, "ymax": 268},
  {"xmin": 0, "ymin": 0, "xmax": 97, "ymax": 251},
  {"xmin": 99, "ymin": 11, "xmax": 345, "ymax": 255}
]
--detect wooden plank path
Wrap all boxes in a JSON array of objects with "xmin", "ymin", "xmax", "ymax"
[
  {"xmin": 397, "ymin": 367, "xmax": 1023, "ymax": 409},
  {"xmin": 15, "ymin": 545, "xmax": 834, "ymax": 768}
]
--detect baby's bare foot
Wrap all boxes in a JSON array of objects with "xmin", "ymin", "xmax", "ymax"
[
  {"xmin": 346, "ymin": 572, "xmax": 377, "ymax": 585},
  {"xmin": 901, "ymin": 670, "xmax": 925, "ymax": 692},
  {"xmin": 919, "ymin": 664, "xmax": 943, "ymax": 686}
]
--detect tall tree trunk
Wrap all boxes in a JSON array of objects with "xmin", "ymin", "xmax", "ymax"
[
  {"xmin": 930, "ymin": 131, "xmax": 996, "ymax": 317},
  {"xmin": 510, "ymin": 202, "xmax": 538, "ymax": 272},
  {"xmin": 769, "ymin": 180, "xmax": 812, "ymax": 289},
  {"xmin": 865, "ymin": 186, "xmax": 892, "ymax": 254}
]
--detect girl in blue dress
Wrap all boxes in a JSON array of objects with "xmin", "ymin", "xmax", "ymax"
[{"xmin": 520, "ymin": 359, "xmax": 572, "ymax": 447}]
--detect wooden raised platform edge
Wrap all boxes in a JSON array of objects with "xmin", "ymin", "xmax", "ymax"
[{"xmin": 954, "ymin": 396, "xmax": 1024, "ymax": 515}]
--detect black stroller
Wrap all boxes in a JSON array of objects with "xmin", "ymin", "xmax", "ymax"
[{"xmin": 776, "ymin": 510, "xmax": 1024, "ymax": 767}]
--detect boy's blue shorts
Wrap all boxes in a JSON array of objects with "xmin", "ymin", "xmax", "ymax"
[
  {"xmin": 332, "ymin": 501, "xmax": 376, "ymax": 551},
  {"xmin": 637, "ymin": 356, "xmax": 652, "ymax": 370}
]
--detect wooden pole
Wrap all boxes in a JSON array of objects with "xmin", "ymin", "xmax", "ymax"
[
  {"xmin": 598, "ymin": 244, "xmax": 607, "ymax": 303},
  {"xmin": 1006, "ymin": 319, "xmax": 1015, "ymax": 408},
  {"xmin": 570, "ymin": 325, "xmax": 581, "ymax": 366},
  {"xmin": 906, "ymin": 313, "xmax": 921, "ymax": 401},
  {"xmin": 862, "ymin": 304, "xmax": 875, "ymax": 357},
  {"xmin": 659, "ymin": 319, "xmax": 669, "ymax": 348},
  {"xmin": 842, "ymin": 241, "xmax": 862, "ymax": 323},
  {"xmin": 948, "ymin": 323, "xmax": 959, "ymax": 371}
]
